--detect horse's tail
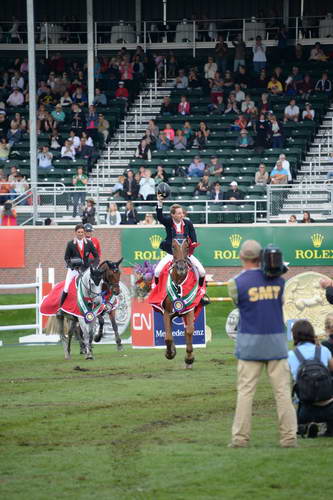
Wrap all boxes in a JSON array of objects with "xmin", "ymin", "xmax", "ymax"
[{"xmin": 45, "ymin": 315, "xmax": 73, "ymax": 336}]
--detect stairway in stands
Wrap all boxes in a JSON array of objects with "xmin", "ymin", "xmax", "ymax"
[
  {"xmin": 274, "ymin": 104, "xmax": 333, "ymax": 222},
  {"xmin": 90, "ymin": 79, "xmax": 173, "ymax": 220}
]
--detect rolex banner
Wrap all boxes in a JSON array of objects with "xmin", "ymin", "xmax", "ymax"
[{"xmin": 121, "ymin": 225, "xmax": 333, "ymax": 267}]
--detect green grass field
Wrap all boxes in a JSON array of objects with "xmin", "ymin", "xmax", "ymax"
[{"xmin": 1, "ymin": 292, "xmax": 333, "ymax": 500}]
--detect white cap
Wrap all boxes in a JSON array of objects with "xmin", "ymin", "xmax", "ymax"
[{"xmin": 230, "ymin": 181, "xmax": 238, "ymax": 186}]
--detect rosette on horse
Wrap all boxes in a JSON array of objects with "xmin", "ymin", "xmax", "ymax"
[{"xmin": 149, "ymin": 237, "xmax": 206, "ymax": 368}]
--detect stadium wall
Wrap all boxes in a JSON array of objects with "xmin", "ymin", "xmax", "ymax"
[{"xmin": 1, "ymin": 226, "xmax": 333, "ymax": 293}]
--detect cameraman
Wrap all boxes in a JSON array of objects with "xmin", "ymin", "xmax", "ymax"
[{"xmin": 228, "ymin": 240, "xmax": 297, "ymax": 448}]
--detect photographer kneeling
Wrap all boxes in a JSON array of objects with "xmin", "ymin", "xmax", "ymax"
[{"xmin": 288, "ymin": 320, "xmax": 333, "ymax": 438}]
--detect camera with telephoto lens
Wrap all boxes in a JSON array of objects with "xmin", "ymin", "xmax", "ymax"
[{"xmin": 261, "ymin": 244, "xmax": 288, "ymax": 278}]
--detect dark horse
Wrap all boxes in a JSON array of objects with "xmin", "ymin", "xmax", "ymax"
[
  {"xmin": 94, "ymin": 258, "xmax": 123, "ymax": 350},
  {"xmin": 163, "ymin": 238, "xmax": 196, "ymax": 369}
]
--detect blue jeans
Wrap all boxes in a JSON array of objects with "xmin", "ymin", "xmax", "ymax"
[
  {"xmin": 253, "ymin": 61, "xmax": 266, "ymax": 74},
  {"xmin": 272, "ymin": 136, "xmax": 284, "ymax": 148},
  {"xmin": 189, "ymin": 168, "xmax": 204, "ymax": 177}
]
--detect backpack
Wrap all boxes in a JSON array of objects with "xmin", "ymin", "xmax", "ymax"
[{"xmin": 294, "ymin": 345, "xmax": 333, "ymax": 404}]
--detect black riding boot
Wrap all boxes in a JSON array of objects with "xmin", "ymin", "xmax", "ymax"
[
  {"xmin": 154, "ymin": 277, "xmax": 159, "ymax": 285},
  {"xmin": 59, "ymin": 291, "xmax": 68, "ymax": 308},
  {"xmin": 199, "ymin": 277, "xmax": 205, "ymax": 287}
]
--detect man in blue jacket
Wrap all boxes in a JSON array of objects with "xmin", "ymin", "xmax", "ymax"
[{"xmin": 228, "ymin": 240, "xmax": 297, "ymax": 448}]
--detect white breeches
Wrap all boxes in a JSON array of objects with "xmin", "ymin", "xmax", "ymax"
[
  {"xmin": 64, "ymin": 268, "xmax": 79, "ymax": 292},
  {"xmin": 154, "ymin": 254, "xmax": 206, "ymax": 278}
]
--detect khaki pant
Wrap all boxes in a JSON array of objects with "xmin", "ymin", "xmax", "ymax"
[{"xmin": 231, "ymin": 359, "xmax": 297, "ymax": 447}]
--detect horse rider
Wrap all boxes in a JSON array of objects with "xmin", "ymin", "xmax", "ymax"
[
  {"xmin": 84, "ymin": 223, "xmax": 102, "ymax": 259},
  {"xmin": 59, "ymin": 223, "xmax": 100, "ymax": 308},
  {"xmin": 154, "ymin": 193, "xmax": 206, "ymax": 285}
]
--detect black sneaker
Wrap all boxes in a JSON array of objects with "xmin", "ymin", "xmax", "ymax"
[{"xmin": 306, "ymin": 422, "xmax": 319, "ymax": 438}]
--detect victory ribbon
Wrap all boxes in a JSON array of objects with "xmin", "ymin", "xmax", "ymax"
[{"xmin": 77, "ymin": 278, "xmax": 103, "ymax": 323}]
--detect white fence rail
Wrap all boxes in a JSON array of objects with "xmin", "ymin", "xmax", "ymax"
[{"xmin": 0, "ymin": 268, "xmax": 43, "ymax": 336}]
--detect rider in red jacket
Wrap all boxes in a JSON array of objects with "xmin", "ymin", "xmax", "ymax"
[{"xmin": 84, "ymin": 223, "xmax": 102, "ymax": 259}]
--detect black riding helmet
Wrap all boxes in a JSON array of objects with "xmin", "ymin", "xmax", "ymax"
[
  {"xmin": 157, "ymin": 182, "xmax": 171, "ymax": 199},
  {"xmin": 84, "ymin": 223, "xmax": 94, "ymax": 232}
]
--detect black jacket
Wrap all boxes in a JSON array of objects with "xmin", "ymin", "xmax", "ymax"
[
  {"xmin": 156, "ymin": 206, "xmax": 197, "ymax": 254},
  {"xmin": 64, "ymin": 239, "xmax": 99, "ymax": 269},
  {"xmin": 122, "ymin": 209, "xmax": 138, "ymax": 225}
]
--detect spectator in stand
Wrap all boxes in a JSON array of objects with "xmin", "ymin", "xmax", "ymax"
[
  {"xmin": 241, "ymin": 94, "xmax": 256, "ymax": 115},
  {"xmin": 140, "ymin": 213, "xmax": 157, "ymax": 225},
  {"xmin": 82, "ymin": 198, "xmax": 96, "ymax": 225},
  {"xmin": 194, "ymin": 174, "xmax": 210, "ymax": 196},
  {"xmin": 72, "ymin": 167, "xmax": 88, "ymax": 218},
  {"xmin": 11, "ymin": 112, "xmax": 27, "ymax": 132},
  {"xmin": 115, "ymin": 81, "xmax": 129, "ymax": 108},
  {"xmin": 60, "ymin": 91, "xmax": 73, "ymax": 107},
  {"xmin": 224, "ymin": 70, "xmax": 234, "ymax": 89},
  {"xmin": 10, "ymin": 172, "xmax": 29, "ymax": 202},
  {"xmin": 224, "ymin": 95, "xmax": 239, "ymax": 115},
  {"xmin": 234, "ymin": 65, "xmax": 250, "ymax": 89},
  {"xmin": 294, "ymin": 43, "xmax": 304, "ymax": 62},
  {"xmin": 225, "ymin": 181, "xmax": 243, "ymax": 200},
  {"xmin": 10, "ymin": 71, "xmax": 24, "ymax": 90},
  {"xmin": 284, "ymin": 98, "xmax": 300, "ymax": 123},
  {"xmin": 123, "ymin": 169, "xmax": 139, "ymax": 200},
  {"xmin": 301, "ymin": 211, "xmax": 315, "ymax": 223},
  {"xmin": 206, "ymin": 155, "xmax": 223, "ymax": 176},
  {"xmin": 178, "ymin": 95, "xmax": 190, "ymax": 115},
  {"xmin": 272, "ymin": 66, "xmax": 284, "ymax": 83},
  {"xmin": 167, "ymin": 55, "xmax": 178, "ymax": 78},
  {"xmin": 210, "ymin": 182, "xmax": 224, "ymax": 202},
  {"xmin": 135, "ymin": 138, "xmax": 151, "ymax": 161},
  {"xmin": 68, "ymin": 130, "xmax": 81, "ymax": 150},
  {"xmin": 182, "ymin": 120, "xmax": 194, "ymax": 146},
  {"xmin": 163, "ymin": 123, "xmax": 175, "ymax": 143},
  {"xmin": 61, "ymin": 139, "xmax": 76, "ymax": 160},
  {"xmin": 72, "ymin": 87, "xmax": 87, "ymax": 107},
  {"xmin": 7, "ymin": 123, "xmax": 22, "ymax": 146},
  {"xmin": 156, "ymin": 132, "xmax": 170, "ymax": 151},
  {"xmin": 37, "ymin": 145, "xmax": 53, "ymax": 169},
  {"xmin": 315, "ymin": 72, "xmax": 332, "ymax": 94},
  {"xmin": 208, "ymin": 95, "xmax": 225, "ymax": 115},
  {"xmin": 0, "ymin": 114, "xmax": 10, "ymax": 138},
  {"xmin": 122, "ymin": 201, "xmax": 138, "ymax": 225},
  {"xmin": 193, "ymin": 130, "xmax": 207, "ymax": 150},
  {"xmin": 106, "ymin": 203, "xmax": 122, "ymax": 226},
  {"xmin": 270, "ymin": 160, "xmax": 288, "ymax": 184},
  {"xmin": 198, "ymin": 121, "xmax": 211, "ymax": 139},
  {"xmin": 204, "ymin": 56, "xmax": 218, "ymax": 80},
  {"xmin": 6, "ymin": 89, "xmax": 24, "ymax": 107},
  {"xmin": 188, "ymin": 69, "xmax": 201, "ymax": 89},
  {"xmin": 252, "ymin": 36, "xmax": 266, "ymax": 74},
  {"xmin": 139, "ymin": 169, "xmax": 155, "ymax": 201},
  {"xmin": 309, "ymin": 42, "xmax": 328, "ymax": 62},
  {"xmin": 267, "ymin": 76, "xmax": 283, "ymax": 95},
  {"xmin": 71, "ymin": 104, "xmax": 86, "ymax": 135},
  {"xmin": 236, "ymin": 129, "xmax": 254, "ymax": 148},
  {"xmin": 232, "ymin": 114, "xmax": 248, "ymax": 131},
  {"xmin": 269, "ymin": 114, "xmax": 284, "ymax": 148},
  {"xmin": 7, "ymin": 166, "xmax": 19, "ymax": 184},
  {"xmin": 302, "ymin": 103, "xmax": 315, "ymax": 121},
  {"xmin": 287, "ymin": 214, "xmax": 298, "ymax": 224},
  {"xmin": 51, "ymin": 104, "xmax": 66, "ymax": 129},
  {"xmin": 234, "ymin": 83, "xmax": 245, "ymax": 103},
  {"xmin": 173, "ymin": 129, "xmax": 187, "ymax": 150},
  {"xmin": 93, "ymin": 88, "xmax": 107, "ymax": 107},
  {"xmin": 233, "ymin": 34, "xmax": 246, "ymax": 72},
  {"xmin": 188, "ymin": 155, "xmax": 206, "ymax": 177},
  {"xmin": 153, "ymin": 165, "xmax": 169, "ymax": 185},
  {"xmin": 255, "ymin": 68, "xmax": 269, "ymax": 89},
  {"xmin": 146, "ymin": 120, "xmax": 158, "ymax": 140},
  {"xmin": 97, "ymin": 112, "xmax": 110, "ymax": 145},
  {"xmin": 77, "ymin": 138, "xmax": 93, "ymax": 173},
  {"xmin": 298, "ymin": 74, "xmax": 314, "ymax": 100},
  {"xmin": 119, "ymin": 57, "xmax": 133, "ymax": 81},
  {"xmin": 215, "ymin": 36, "xmax": 228, "ymax": 75},
  {"xmin": 255, "ymin": 163, "xmax": 269, "ymax": 185},
  {"xmin": 209, "ymin": 72, "xmax": 224, "ymax": 103},
  {"xmin": 255, "ymin": 113, "xmax": 270, "ymax": 151},
  {"xmin": 0, "ymin": 138, "xmax": 10, "ymax": 163},
  {"xmin": 85, "ymin": 105, "xmax": 98, "ymax": 142},
  {"xmin": 174, "ymin": 69, "xmax": 188, "ymax": 89},
  {"xmin": 160, "ymin": 96, "xmax": 174, "ymax": 115},
  {"xmin": 278, "ymin": 153, "xmax": 292, "ymax": 182},
  {"xmin": 110, "ymin": 175, "xmax": 125, "ymax": 197}
]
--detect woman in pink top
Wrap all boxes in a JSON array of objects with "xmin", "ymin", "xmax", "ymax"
[
  {"xmin": 178, "ymin": 95, "xmax": 191, "ymax": 115},
  {"xmin": 163, "ymin": 123, "xmax": 175, "ymax": 142}
]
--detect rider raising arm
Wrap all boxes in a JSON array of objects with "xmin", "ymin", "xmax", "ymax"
[{"xmin": 154, "ymin": 194, "xmax": 206, "ymax": 284}]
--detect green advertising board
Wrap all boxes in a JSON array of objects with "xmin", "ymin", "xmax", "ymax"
[{"xmin": 121, "ymin": 225, "xmax": 333, "ymax": 267}]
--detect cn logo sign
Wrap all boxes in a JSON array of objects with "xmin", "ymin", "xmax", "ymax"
[
  {"xmin": 131, "ymin": 298, "xmax": 154, "ymax": 346},
  {"xmin": 133, "ymin": 312, "xmax": 152, "ymax": 331}
]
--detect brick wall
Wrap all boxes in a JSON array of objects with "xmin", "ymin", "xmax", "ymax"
[{"xmin": 1, "ymin": 226, "xmax": 332, "ymax": 293}]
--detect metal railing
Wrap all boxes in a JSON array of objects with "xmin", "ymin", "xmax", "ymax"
[{"xmin": 1, "ymin": 16, "xmax": 333, "ymax": 53}]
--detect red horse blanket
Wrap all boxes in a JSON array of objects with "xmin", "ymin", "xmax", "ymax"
[
  {"xmin": 40, "ymin": 278, "xmax": 104, "ymax": 318},
  {"xmin": 148, "ymin": 262, "xmax": 206, "ymax": 317}
]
